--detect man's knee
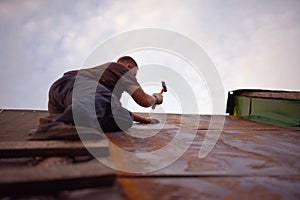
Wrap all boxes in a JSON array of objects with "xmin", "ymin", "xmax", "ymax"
[
  {"xmin": 100, "ymin": 112, "xmax": 133, "ymax": 132},
  {"xmin": 117, "ymin": 115, "xmax": 133, "ymax": 130}
]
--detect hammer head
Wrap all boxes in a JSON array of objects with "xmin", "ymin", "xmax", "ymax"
[{"xmin": 161, "ymin": 81, "xmax": 167, "ymax": 92}]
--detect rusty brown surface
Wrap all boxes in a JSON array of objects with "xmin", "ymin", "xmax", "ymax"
[
  {"xmin": 105, "ymin": 114, "xmax": 300, "ymax": 176},
  {"xmin": 106, "ymin": 113, "xmax": 300, "ymax": 199},
  {"xmin": 0, "ymin": 109, "xmax": 48, "ymax": 141},
  {"xmin": 147, "ymin": 129, "xmax": 300, "ymax": 176},
  {"xmin": 118, "ymin": 176, "xmax": 300, "ymax": 200},
  {"xmin": 1, "ymin": 110, "xmax": 299, "ymax": 199},
  {"xmin": 197, "ymin": 115, "xmax": 293, "ymax": 130}
]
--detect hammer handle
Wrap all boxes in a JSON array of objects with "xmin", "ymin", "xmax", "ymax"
[{"xmin": 160, "ymin": 88, "xmax": 165, "ymax": 94}]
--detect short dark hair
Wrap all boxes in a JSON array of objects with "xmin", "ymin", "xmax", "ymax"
[{"xmin": 117, "ymin": 56, "xmax": 138, "ymax": 67}]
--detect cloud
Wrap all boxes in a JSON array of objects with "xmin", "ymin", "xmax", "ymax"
[
  {"xmin": 0, "ymin": 0, "xmax": 299, "ymax": 113},
  {"xmin": 0, "ymin": 0, "xmax": 112, "ymax": 108},
  {"xmin": 187, "ymin": 0, "xmax": 300, "ymax": 91}
]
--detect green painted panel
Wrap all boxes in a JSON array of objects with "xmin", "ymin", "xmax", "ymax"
[
  {"xmin": 234, "ymin": 96, "xmax": 251, "ymax": 117},
  {"xmin": 233, "ymin": 96, "xmax": 300, "ymax": 128}
]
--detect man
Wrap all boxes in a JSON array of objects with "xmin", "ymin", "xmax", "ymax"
[{"xmin": 28, "ymin": 56, "xmax": 163, "ymax": 140}]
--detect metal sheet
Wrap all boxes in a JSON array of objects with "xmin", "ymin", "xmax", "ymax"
[
  {"xmin": 103, "ymin": 114, "xmax": 300, "ymax": 176},
  {"xmin": 118, "ymin": 177, "xmax": 300, "ymax": 200},
  {"xmin": 108, "ymin": 127, "xmax": 300, "ymax": 176}
]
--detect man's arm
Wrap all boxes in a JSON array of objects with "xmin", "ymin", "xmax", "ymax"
[
  {"xmin": 131, "ymin": 87, "xmax": 162, "ymax": 107},
  {"xmin": 129, "ymin": 87, "xmax": 162, "ymax": 124}
]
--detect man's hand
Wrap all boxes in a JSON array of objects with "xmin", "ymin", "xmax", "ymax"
[
  {"xmin": 143, "ymin": 117, "xmax": 160, "ymax": 124},
  {"xmin": 152, "ymin": 93, "xmax": 163, "ymax": 105},
  {"xmin": 132, "ymin": 113, "xmax": 160, "ymax": 124}
]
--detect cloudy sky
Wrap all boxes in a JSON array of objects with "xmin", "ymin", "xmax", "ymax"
[{"xmin": 0, "ymin": 0, "xmax": 299, "ymax": 114}]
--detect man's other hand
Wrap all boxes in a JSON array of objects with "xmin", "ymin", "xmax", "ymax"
[{"xmin": 144, "ymin": 117, "xmax": 160, "ymax": 124}]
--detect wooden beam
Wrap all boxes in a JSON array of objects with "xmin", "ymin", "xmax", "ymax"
[
  {"xmin": 0, "ymin": 160, "xmax": 115, "ymax": 196},
  {"xmin": 0, "ymin": 140, "xmax": 109, "ymax": 158}
]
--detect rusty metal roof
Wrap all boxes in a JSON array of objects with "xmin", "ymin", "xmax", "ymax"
[{"xmin": 0, "ymin": 109, "xmax": 299, "ymax": 199}]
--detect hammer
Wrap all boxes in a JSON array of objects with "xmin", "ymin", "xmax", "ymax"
[{"xmin": 152, "ymin": 81, "xmax": 167, "ymax": 110}]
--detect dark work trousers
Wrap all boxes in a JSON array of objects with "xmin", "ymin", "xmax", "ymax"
[{"xmin": 48, "ymin": 74, "xmax": 133, "ymax": 132}]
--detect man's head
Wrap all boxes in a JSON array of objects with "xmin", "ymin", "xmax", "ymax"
[{"xmin": 117, "ymin": 56, "xmax": 138, "ymax": 76}]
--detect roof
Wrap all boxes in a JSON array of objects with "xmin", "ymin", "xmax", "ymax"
[
  {"xmin": 227, "ymin": 89, "xmax": 300, "ymax": 100},
  {"xmin": 0, "ymin": 109, "xmax": 300, "ymax": 199}
]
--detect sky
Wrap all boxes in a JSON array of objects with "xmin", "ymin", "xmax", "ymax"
[{"xmin": 0, "ymin": 0, "xmax": 299, "ymax": 114}]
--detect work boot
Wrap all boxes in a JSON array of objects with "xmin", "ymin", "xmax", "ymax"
[
  {"xmin": 28, "ymin": 122, "xmax": 78, "ymax": 140},
  {"xmin": 38, "ymin": 114, "xmax": 61, "ymax": 126},
  {"xmin": 28, "ymin": 122, "xmax": 102, "ymax": 141}
]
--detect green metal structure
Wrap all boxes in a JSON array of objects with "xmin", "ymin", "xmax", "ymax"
[{"xmin": 226, "ymin": 89, "xmax": 300, "ymax": 128}]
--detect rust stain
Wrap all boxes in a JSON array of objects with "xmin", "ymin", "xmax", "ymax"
[{"xmin": 118, "ymin": 178, "xmax": 147, "ymax": 200}]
